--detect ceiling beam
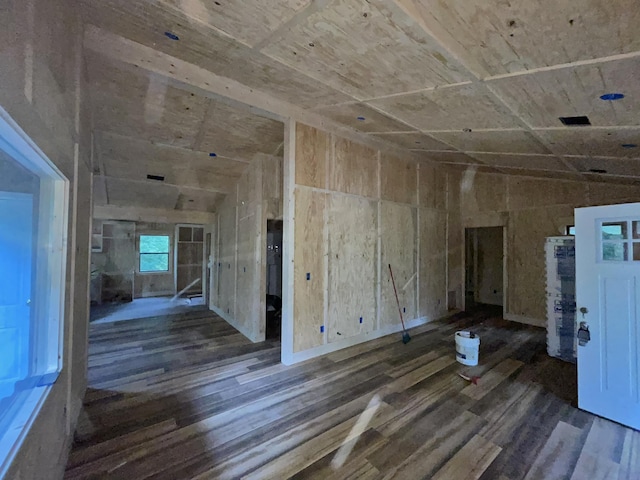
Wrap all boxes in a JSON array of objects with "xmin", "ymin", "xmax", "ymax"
[
  {"xmin": 83, "ymin": 25, "xmax": 426, "ymax": 163},
  {"xmin": 94, "ymin": 204, "xmax": 216, "ymax": 224},
  {"xmin": 98, "ymin": 173, "xmax": 233, "ymax": 195}
]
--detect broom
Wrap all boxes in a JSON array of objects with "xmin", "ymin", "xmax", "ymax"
[{"xmin": 388, "ymin": 264, "xmax": 411, "ymax": 344}]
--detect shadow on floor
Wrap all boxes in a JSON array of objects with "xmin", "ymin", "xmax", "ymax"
[
  {"xmin": 66, "ymin": 388, "xmax": 216, "ymax": 479},
  {"xmin": 90, "ymin": 296, "xmax": 207, "ymax": 324}
]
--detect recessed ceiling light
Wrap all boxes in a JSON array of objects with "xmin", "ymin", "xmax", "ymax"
[
  {"xmin": 165, "ymin": 31, "xmax": 179, "ymax": 41},
  {"xmin": 600, "ymin": 93, "xmax": 625, "ymax": 101},
  {"xmin": 356, "ymin": 116, "xmax": 366, "ymax": 121},
  {"xmin": 621, "ymin": 144, "xmax": 638, "ymax": 149},
  {"xmin": 209, "ymin": 152, "xmax": 217, "ymax": 157}
]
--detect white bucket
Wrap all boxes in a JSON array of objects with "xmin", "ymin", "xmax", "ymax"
[{"xmin": 455, "ymin": 331, "xmax": 480, "ymax": 366}]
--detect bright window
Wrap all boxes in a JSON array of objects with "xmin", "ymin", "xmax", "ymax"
[
  {"xmin": 599, "ymin": 220, "xmax": 640, "ymax": 262},
  {"xmin": 139, "ymin": 235, "xmax": 170, "ymax": 272},
  {"xmin": 0, "ymin": 108, "xmax": 67, "ymax": 475}
]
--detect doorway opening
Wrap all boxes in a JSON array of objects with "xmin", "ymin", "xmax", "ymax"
[
  {"xmin": 465, "ymin": 227, "xmax": 504, "ymax": 310},
  {"xmin": 266, "ymin": 220, "xmax": 283, "ymax": 340}
]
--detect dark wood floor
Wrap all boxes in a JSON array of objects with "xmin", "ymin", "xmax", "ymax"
[{"xmin": 64, "ymin": 308, "xmax": 639, "ymax": 479}]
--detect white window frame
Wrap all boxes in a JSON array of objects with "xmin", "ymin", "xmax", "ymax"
[
  {"xmin": 0, "ymin": 107, "xmax": 69, "ymax": 477},
  {"xmin": 138, "ymin": 234, "xmax": 172, "ymax": 274}
]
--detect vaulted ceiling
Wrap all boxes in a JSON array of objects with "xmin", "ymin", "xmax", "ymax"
[{"xmin": 82, "ymin": 0, "xmax": 640, "ymax": 212}]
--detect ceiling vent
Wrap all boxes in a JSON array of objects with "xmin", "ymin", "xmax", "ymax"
[
  {"xmin": 147, "ymin": 174, "xmax": 165, "ymax": 182},
  {"xmin": 559, "ymin": 115, "xmax": 591, "ymax": 126}
]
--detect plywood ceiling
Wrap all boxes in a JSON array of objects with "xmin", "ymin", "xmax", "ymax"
[
  {"xmin": 85, "ymin": 50, "xmax": 284, "ymax": 211},
  {"xmin": 81, "ymin": 0, "xmax": 640, "ymax": 198}
]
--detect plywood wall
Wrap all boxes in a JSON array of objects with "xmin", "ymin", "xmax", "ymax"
[
  {"xmin": 448, "ymin": 169, "xmax": 640, "ymax": 326},
  {"xmin": 0, "ymin": 0, "xmax": 92, "ymax": 478},
  {"xmin": 288, "ymin": 123, "xmax": 448, "ymax": 359},
  {"xmin": 211, "ymin": 153, "xmax": 280, "ymax": 343}
]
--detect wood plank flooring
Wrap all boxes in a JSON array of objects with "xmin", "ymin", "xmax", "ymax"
[{"xmin": 64, "ymin": 308, "xmax": 640, "ymax": 479}]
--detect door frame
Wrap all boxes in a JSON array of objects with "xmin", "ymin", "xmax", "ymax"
[{"xmin": 461, "ymin": 220, "xmax": 508, "ymax": 318}]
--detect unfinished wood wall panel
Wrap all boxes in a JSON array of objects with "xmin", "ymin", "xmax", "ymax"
[
  {"xmin": 380, "ymin": 202, "xmax": 417, "ymax": 327},
  {"xmin": 327, "ymin": 194, "xmax": 378, "ymax": 343},
  {"xmin": 217, "ymin": 191, "xmax": 237, "ymax": 319},
  {"xmin": 507, "ymin": 177, "xmax": 587, "ymax": 210},
  {"xmin": 447, "ymin": 171, "xmax": 463, "ymax": 309},
  {"xmin": 212, "ymin": 154, "xmax": 270, "ymax": 342},
  {"xmin": 587, "ymin": 182, "xmax": 640, "ymax": 206},
  {"xmin": 419, "ymin": 208, "xmax": 447, "ymax": 320},
  {"xmin": 449, "ymin": 169, "xmax": 640, "ymax": 325},
  {"xmin": 460, "ymin": 173, "xmax": 507, "ymax": 213},
  {"xmin": 262, "ymin": 154, "xmax": 284, "ymax": 220},
  {"xmin": 236, "ymin": 213, "xmax": 263, "ymax": 340},
  {"xmin": 507, "ymin": 206, "xmax": 574, "ymax": 324},
  {"xmin": 288, "ymin": 123, "xmax": 450, "ymax": 360},
  {"xmin": 176, "ymin": 225, "xmax": 204, "ymax": 294},
  {"xmin": 419, "ymin": 163, "xmax": 447, "ymax": 211},
  {"xmin": 329, "ymin": 138, "xmax": 378, "ymax": 197},
  {"xmin": 237, "ymin": 163, "xmax": 265, "ymax": 342},
  {"xmin": 295, "ymin": 123, "xmax": 328, "ymax": 189},
  {"xmin": 293, "ymin": 188, "xmax": 326, "ymax": 352},
  {"xmin": 380, "ymin": 155, "xmax": 417, "ymax": 205}
]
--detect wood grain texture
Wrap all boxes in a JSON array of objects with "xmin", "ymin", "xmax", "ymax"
[
  {"xmin": 380, "ymin": 202, "xmax": 417, "ymax": 327},
  {"xmin": 327, "ymin": 194, "xmax": 378, "ymax": 342},
  {"xmin": 380, "ymin": 154, "xmax": 417, "ymax": 205},
  {"xmin": 64, "ymin": 307, "xmax": 640, "ymax": 479},
  {"xmin": 293, "ymin": 187, "xmax": 326, "ymax": 352},
  {"xmin": 295, "ymin": 123, "xmax": 329, "ymax": 189},
  {"xmin": 329, "ymin": 138, "xmax": 378, "ymax": 198}
]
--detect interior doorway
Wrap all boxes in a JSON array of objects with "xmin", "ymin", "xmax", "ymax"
[
  {"xmin": 266, "ymin": 220, "xmax": 283, "ymax": 340},
  {"xmin": 465, "ymin": 226, "xmax": 504, "ymax": 310}
]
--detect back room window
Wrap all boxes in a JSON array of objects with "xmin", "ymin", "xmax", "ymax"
[{"xmin": 139, "ymin": 235, "xmax": 170, "ymax": 272}]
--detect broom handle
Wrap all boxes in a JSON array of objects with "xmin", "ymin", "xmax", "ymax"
[{"xmin": 388, "ymin": 264, "xmax": 406, "ymax": 330}]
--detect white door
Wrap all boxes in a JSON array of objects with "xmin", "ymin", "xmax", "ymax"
[
  {"xmin": 575, "ymin": 202, "xmax": 640, "ymax": 429},
  {"xmin": 0, "ymin": 192, "xmax": 33, "ymax": 401}
]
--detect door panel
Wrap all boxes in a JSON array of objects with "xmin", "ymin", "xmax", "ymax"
[
  {"xmin": 575, "ymin": 202, "xmax": 640, "ymax": 429},
  {"xmin": 600, "ymin": 275, "xmax": 638, "ymax": 399}
]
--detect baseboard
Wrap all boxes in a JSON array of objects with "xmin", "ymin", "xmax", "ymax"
[
  {"xmin": 504, "ymin": 313, "xmax": 546, "ymax": 328},
  {"xmin": 210, "ymin": 304, "xmax": 260, "ymax": 343},
  {"xmin": 282, "ymin": 316, "xmax": 433, "ymax": 366}
]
